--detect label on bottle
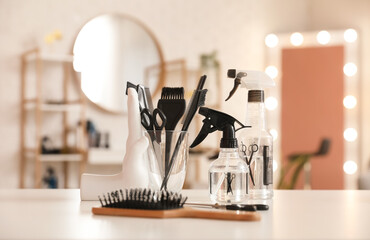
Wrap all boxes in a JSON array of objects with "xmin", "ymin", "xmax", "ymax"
[{"xmin": 263, "ymin": 146, "xmax": 273, "ymax": 185}]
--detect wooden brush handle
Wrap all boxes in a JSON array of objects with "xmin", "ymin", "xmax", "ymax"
[{"xmin": 92, "ymin": 207, "xmax": 260, "ymax": 221}]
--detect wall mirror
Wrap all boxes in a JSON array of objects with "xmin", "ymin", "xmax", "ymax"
[
  {"xmin": 73, "ymin": 14, "xmax": 164, "ymax": 114},
  {"xmin": 264, "ymin": 29, "xmax": 359, "ymax": 189}
]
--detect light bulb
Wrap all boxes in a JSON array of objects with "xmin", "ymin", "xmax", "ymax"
[
  {"xmin": 344, "ymin": 29, "xmax": 357, "ymax": 43},
  {"xmin": 265, "ymin": 66, "xmax": 278, "ymax": 79},
  {"xmin": 273, "ymin": 160, "xmax": 278, "ymax": 172},
  {"xmin": 290, "ymin": 32, "xmax": 304, "ymax": 46},
  {"xmin": 344, "ymin": 128, "xmax": 357, "ymax": 142},
  {"xmin": 265, "ymin": 34, "xmax": 279, "ymax": 48},
  {"xmin": 343, "ymin": 95, "xmax": 357, "ymax": 109},
  {"xmin": 269, "ymin": 129, "xmax": 278, "ymax": 141},
  {"xmin": 317, "ymin": 31, "xmax": 331, "ymax": 45},
  {"xmin": 343, "ymin": 160, "xmax": 357, "ymax": 175},
  {"xmin": 343, "ymin": 63, "xmax": 357, "ymax": 77},
  {"xmin": 265, "ymin": 97, "xmax": 278, "ymax": 110}
]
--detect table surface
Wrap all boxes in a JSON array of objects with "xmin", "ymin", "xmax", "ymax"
[{"xmin": 0, "ymin": 189, "xmax": 369, "ymax": 239}]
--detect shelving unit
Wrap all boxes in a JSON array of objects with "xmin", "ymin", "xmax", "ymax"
[{"xmin": 20, "ymin": 48, "xmax": 87, "ymax": 188}]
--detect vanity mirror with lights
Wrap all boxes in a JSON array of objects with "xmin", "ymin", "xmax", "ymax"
[
  {"xmin": 73, "ymin": 13, "xmax": 165, "ymax": 114},
  {"xmin": 264, "ymin": 29, "xmax": 359, "ymax": 189}
]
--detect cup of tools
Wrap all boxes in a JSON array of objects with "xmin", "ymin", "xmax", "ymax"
[{"xmin": 144, "ymin": 130, "xmax": 189, "ymax": 192}]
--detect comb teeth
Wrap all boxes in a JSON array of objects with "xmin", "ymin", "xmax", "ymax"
[
  {"xmin": 160, "ymin": 87, "xmax": 184, "ymax": 100},
  {"xmin": 182, "ymin": 89, "xmax": 207, "ymax": 126},
  {"xmin": 197, "ymin": 89, "xmax": 207, "ymax": 107},
  {"xmin": 98, "ymin": 188, "xmax": 188, "ymax": 210}
]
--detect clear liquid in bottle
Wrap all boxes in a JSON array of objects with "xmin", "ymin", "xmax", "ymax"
[{"xmin": 209, "ymin": 148, "xmax": 248, "ymax": 204}]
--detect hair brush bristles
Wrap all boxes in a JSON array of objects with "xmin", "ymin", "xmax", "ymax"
[
  {"xmin": 160, "ymin": 87, "xmax": 184, "ymax": 100},
  {"xmin": 98, "ymin": 188, "xmax": 188, "ymax": 210}
]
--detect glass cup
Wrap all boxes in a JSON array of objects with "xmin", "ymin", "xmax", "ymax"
[{"xmin": 144, "ymin": 130, "xmax": 189, "ymax": 192}]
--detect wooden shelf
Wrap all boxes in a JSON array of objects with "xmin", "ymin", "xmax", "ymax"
[
  {"xmin": 24, "ymin": 102, "xmax": 82, "ymax": 112},
  {"xmin": 25, "ymin": 151, "xmax": 83, "ymax": 162},
  {"xmin": 24, "ymin": 53, "xmax": 73, "ymax": 63},
  {"xmin": 20, "ymin": 48, "xmax": 87, "ymax": 188},
  {"xmin": 40, "ymin": 154, "xmax": 83, "ymax": 162}
]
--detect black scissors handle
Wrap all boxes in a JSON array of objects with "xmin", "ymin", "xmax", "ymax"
[
  {"xmin": 152, "ymin": 108, "xmax": 167, "ymax": 130},
  {"xmin": 140, "ymin": 108, "xmax": 154, "ymax": 130},
  {"xmin": 249, "ymin": 144, "xmax": 259, "ymax": 154},
  {"xmin": 248, "ymin": 144, "xmax": 259, "ymax": 164},
  {"xmin": 140, "ymin": 108, "xmax": 167, "ymax": 131}
]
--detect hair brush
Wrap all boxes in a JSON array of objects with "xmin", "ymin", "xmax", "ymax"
[{"xmin": 92, "ymin": 188, "xmax": 260, "ymax": 221}]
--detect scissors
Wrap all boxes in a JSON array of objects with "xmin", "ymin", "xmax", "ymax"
[
  {"xmin": 241, "ymin": 142, "xmax": 258, "ymax": 186},
  {"xmin": 140, "ymin": 108, "xmax": 167, "ymax": 141},
  {"xmin": 141, "ymin": 108, "xmax": 167, "ymax": 177},
  {"xmin": 226, "ymin": 173, "xmax": 236, "ymax": 195},
  {"xmin": 248, "ymin": 144, "xmax": 259, "ymax": 163}
]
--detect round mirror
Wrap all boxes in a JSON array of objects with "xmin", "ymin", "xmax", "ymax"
[{"xmin": 73, "ymin": 14, "xmax": 164, "ymax": 114}]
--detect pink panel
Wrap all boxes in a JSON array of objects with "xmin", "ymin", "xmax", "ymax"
[{"xmin": 281, "ymin": 46, "xmax": 344, "ymax": 189}]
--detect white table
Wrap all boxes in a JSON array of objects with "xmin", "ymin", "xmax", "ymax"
[{"xmin": 0, "ymin": 189, "xmax": 369, "ymax": 239}]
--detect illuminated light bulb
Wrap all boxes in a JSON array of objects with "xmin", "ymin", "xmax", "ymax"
[
  {"xmin": 273, "ymin": 160, "xmax": 278, "ymax": 172},
  {"xmin": 290, "ymin": 32, "xmax": 304, "ymax": 46},
  {"xmin": 343, "ymin": 95, "xmax": 357, "ymax": 109},
  {"xmin": 344, "ymin": 29, "xmax": 357, "ymax": 43},
  {"xmin": 343, "ymin": 63, "xmax": 357, "ymax": 77},
  {"xmin": 316, "ymin": 31, "xmax": 331, "ymax": 45},
  {"xmin": 344, "ymin": 128, "xmax": 357, "ymax": 142},
  {"xmin": 269, "ymin": 129, "xmax": 278, "ymax": 141},
  {"xmin": 265, "ymin": 34, "xmax": 279, "ymax": 48},
  {"xmin": 265, "ymin": 66, "xmax": 278, "ymax": 79},
  {"xmin": 265, "ymin": 97, "xmax": 278, "ymax": 110},
  {"xmin": 343, "ymin": 160, "xmax": 358, "ymax": 175}
]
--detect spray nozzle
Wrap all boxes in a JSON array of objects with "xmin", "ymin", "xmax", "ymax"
[
  {"xmin": 225, "ymin": 69, "xmax": 275, "ymax": 102},
  {"xmin": 190, "ymin": 107, "xmax": 250, "ymax": 149}
]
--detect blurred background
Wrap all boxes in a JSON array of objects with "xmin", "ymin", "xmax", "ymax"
[{"xmin": 1, "ymin": 0, "xmax": 369, "ymax": 190}]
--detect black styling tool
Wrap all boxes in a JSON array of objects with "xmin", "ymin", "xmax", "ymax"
[
  {"xmin": 157, "ymin": 87, "xmax": 186, "ymax": 178},
  {"xmin": 93, "ymin": 188, "xmax": 260, "ymax": 221},
  {"xmin": 160, "ymin": 75, "xmax": 208, "ymax": 190},
  {"xmin": 185, "ymin": 202, "xmax": 269, "ymax": 211}
]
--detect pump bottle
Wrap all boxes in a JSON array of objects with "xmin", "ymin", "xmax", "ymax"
[
  {"xmin": 225, "ymin": 69, "xmax": 275, "ymax": 199},
  {"xmin": 190, "ymin": 107, "xmax": 249, "ymax": 203}
]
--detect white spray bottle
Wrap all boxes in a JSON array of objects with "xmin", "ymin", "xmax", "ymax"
[{"xmin": 225, "ymin": 69, "xmax": 275, "ymax": 199}]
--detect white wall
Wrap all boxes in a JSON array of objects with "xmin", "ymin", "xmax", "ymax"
[{"xmin": 8, "ymin": 0, "xmax": 370, "ymax": 188}]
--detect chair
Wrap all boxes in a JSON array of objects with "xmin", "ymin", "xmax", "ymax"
[{"xmin": 278, "ymin": 138, "xmax": 331, "ymax": 189}]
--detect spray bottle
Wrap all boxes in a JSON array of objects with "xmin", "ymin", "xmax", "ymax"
[
  {"xmin": 225, "ymin": 69, "xmax": 275, "ymax": 199},
  {"xmin": 190, "ymin": 107, "xmax": 250, "ymax": 203}
]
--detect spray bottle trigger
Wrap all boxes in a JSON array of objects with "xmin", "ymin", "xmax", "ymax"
[{"xmin": 225, "ymin": 78, "xmax": 242, "ymax": 101}]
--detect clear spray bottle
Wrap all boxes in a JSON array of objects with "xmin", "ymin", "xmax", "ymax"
[
  {"xmin": 190, "ymin": 107, "xmax": 250, "ymax": 203},
  {"xmin": 225, "ymin": 70, "xmax": 275, "ymax": 199}
]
